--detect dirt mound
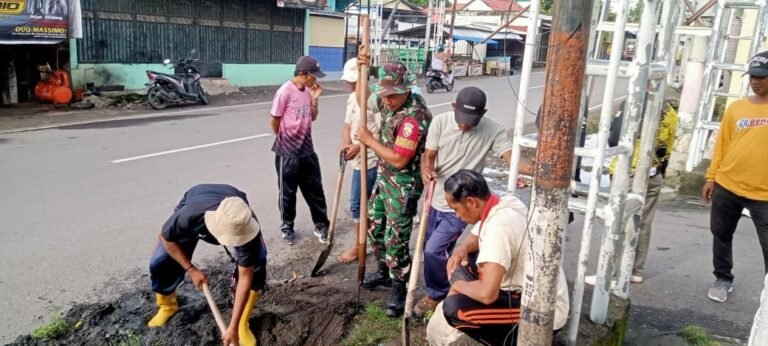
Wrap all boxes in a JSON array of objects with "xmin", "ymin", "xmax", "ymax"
[{"xmin": 9, "ymin": 262, "xmax": 386, "ymax": 346}]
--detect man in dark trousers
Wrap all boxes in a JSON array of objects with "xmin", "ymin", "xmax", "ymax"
[
  {"xmin": 703, "ymin": 51, "xmax": 768, "ymax": 303},
  {"xmin": 148, "ymin": 184, "xmax": 267, "ymax": 346},
  {"xmin": 270, "ymin": 56, "xmax": 330, "ymax": 246},
  {"xmin": 355, "ymin": 56, "xmax": 433, "ymax": 317}
]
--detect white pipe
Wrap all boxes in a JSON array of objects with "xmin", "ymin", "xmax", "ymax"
[
  {"xmin": 565, "ymin": 1, "xmax": 605, "ymax": 344},
  {"xmin": 507, "ymin": 0, "xmax": 541, "ymax": 194},
  {"xmin": 587, "ymin": 0, "xmax": 630, "ymax": 325},
  {"xmin": 686, "ymin": 1, "xmax": 727, "ymax": 171}
]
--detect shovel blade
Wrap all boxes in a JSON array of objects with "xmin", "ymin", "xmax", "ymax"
[
  {"xmin": 310, "ymin": 244, "xmax": 333, "ymax": 277},
  {"xmin": 402, "ymin": 316, "xmax": 410, "ymax": 346}
]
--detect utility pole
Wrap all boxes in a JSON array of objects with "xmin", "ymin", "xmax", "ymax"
[
  {"xmin": 448, "ymin": 0, "xmax": 458, "ymax": 56},
  {"xmin": 667, "ymin": 34, "xmax": 708, "ymax": 175},
  {"xmin": 518, "ymin": 0, "xmax": 593, "ymax": 344},
  {"xmin": 423, "ymin": 0, "xmax": 434, "ymax": 74}
]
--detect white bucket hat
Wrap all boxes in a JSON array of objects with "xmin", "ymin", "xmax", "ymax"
[
  {"xmin": 204, "ymin": 197, "xmax": 260, "ymax": 247},
  {"xmin": 340, "ymin": 58, "xmax": 358, "ymax": 82}
]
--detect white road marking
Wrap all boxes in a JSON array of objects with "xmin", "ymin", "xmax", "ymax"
[
  {"xmin": 108, "ymin": 99, "xmax": 515, "ymax": 164},
  {"xmin": 429, "ymin": 101, "xmax": 452, "ymax": 108},
  {"xmin": 111, "ymin": 133, "xmax": 273, "ymax": 163},
  {"xmin": 0, "ymin": 93, "xmax": 349, "ymax": 134}
]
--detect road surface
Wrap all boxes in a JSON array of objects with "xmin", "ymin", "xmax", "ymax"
[{"xmin": 0, "ymin": 73, "xmax": 637, "ymax": 342}]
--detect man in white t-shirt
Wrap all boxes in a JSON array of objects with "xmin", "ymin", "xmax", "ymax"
[
  {"xmin": 414, "ymin": 87, "xmax": 532, "ymax": 317},
  {"xmin": 426, "ymin": 170, "xmax": 569, "ymax": 345},
  {"xmin": 337, "ymin": 58, "xmax": 383, "ymax": 263}
]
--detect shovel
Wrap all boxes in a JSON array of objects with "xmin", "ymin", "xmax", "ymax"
[
  {"xmin": 310, "ymin": 151, "xmax": 348, "ymax": 277},
  {"xmin": 402, "ymin": 179, "xmax": 436, "ymax": 346},
  {"xmin": 356, "ymin": 15, "xmax": 371, "ymax": 312},
  {"xmin": 202, "ymin": 283, "xmax": 237, "ymax": 346}
]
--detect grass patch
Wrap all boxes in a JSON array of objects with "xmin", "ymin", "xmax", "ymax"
[
  {"xmin": 113, "ymin": 331, "xmax": 141, "ymax": 346},
  {"xmin": 678, "ymin": 325, "xmax": 719, "ymax": 346},
  {"xmin": 31, "ymin": 314, "xmax": 73, "ymax": 340},
  {"xmin": 343, "ymin": 302, "xmax": 401, "ymax": 346}
]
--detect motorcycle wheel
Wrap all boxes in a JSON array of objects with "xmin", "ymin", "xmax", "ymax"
[
  {"xmin": 426, "ymin": 83, "xmax": 435, "ymax": 94},
  {"xmin": 147, "ymin": 86, "xmax": 168, "ymax": 110},
  {"xmin": 197, "ymin": 83, "xmax": 209, "ymax": 105},
  {"xmin": 447, "ymin": 79, "xmax": 454, "ymax": 92}
]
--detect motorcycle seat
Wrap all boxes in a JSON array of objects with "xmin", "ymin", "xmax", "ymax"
[{"xmin": 147, "ymin": 71, "xmax": 180, "ymax": 79}]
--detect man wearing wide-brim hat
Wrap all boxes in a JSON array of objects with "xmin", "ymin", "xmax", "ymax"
[
  {"xmin": 147, "ymin": 184, "xmax": 267, "ymax": 346},
  {"xmin": 354, "ymin": 52, "xmax": 433, "ymax": 317}
]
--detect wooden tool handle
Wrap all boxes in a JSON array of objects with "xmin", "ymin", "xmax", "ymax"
[
  {"xmin": 404, "ymin": 180, "xmax": 437, "ymax": 317},
  {"xmin": 202, "ymin": 283, "xmax": 228, "ymax": 333},
  {"xmin": 357, "ymin": 14, "xmax": 371, "ymax": 285}
]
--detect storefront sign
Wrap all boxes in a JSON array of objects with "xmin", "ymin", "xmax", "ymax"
[
  {"xmin": 0, "ymin": 0, "xmax": 69, "ymax": 44},
  {"xmin": 277, "ymin": 0, "xmax": 327, "ymax": 10}
]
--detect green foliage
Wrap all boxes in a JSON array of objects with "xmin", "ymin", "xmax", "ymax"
[
  {"xmin": 343, "ymin": 303, "xmax": 401, "ymax": 346},
  {"xmin": 112, "ymin": 331, "xmax": 142, "ymax": 346},
  {"xmin": 31, "ymin": 315, "xmax": 73, "ymax": 340},
  {"xmin": 678, "ymin": 325, "xmax": 720, "ymax": 346},
  {"xmin": 541, "ymin": 0, "xmax": 553, "ymax": 14},
  {"xmin": 628, "ymin": 1, "xmax": 644, "ymax": 23}
]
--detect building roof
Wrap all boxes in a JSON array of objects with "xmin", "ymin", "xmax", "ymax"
[
  {"xmin": 448, "ymin": 0, "xmax": 526, "ymax": 12},
  {"xmin": 392, "ymin": 23, "xmax": 523, "ymax": 45}
]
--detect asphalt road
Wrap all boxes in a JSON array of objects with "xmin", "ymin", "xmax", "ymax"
[{"xmin": 0, "ymin": 73, "xmax": 626, "ymax": 342}]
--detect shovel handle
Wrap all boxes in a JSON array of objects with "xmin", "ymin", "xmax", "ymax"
[{"xmin": 202, "ymin": 283, "xmax": 228, "ymax": 333}]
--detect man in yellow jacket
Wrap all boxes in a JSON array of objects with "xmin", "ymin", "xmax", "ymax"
[{"xmin": 703, "ymin": 51, "xmax": 768, "ymax": 303}]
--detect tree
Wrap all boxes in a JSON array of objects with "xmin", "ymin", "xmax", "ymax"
[
  {"xmin": 628, "ymin": 1, "xmax": 644, "ymax": 23},
  {"xmin": 410, "ymin": 0, "xmax": 451, "ymax": 7},
  {"xmin": 541, "ymin": 0, "xmax": 553, "ymax": 15}
]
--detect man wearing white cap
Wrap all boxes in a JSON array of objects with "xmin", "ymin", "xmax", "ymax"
[
  {"xmin": 148, "ymin": 184, "xmax": 266, "ymax": 346},
  {"xmin": 337, "ymin": 57, "xmax": 382, "ymax": 263}
]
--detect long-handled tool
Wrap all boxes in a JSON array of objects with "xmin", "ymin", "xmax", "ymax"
[
  {"xmin": 402, "ymin": 180, "xmax": 436, "ymax": 346},
  {"xmin": 202, "ymin": 283, "xmax": 236, "ymax": 346},
  {"xmin": 310, "ymin": 152, "xmax": 348, "ymax": 277},
  {"xmin": 356, "ymin": 14, "xmax": 371, "ymax": 313}
]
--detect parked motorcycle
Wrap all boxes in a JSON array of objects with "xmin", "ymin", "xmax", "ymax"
[
  {"xmin": 144, "ymin": 50, "xmax": 208, "ymax": 110},
  {"xmin": 425, "ymin": 69, "xmax": 454, "ymax": 93}
]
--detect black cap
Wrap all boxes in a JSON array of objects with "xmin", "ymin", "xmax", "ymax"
[
  {"xmin": 454, "ymin": 87, "xmax": 486, "ymax": 127},
  {"xmin": 295, "ymin": 56, "xmax": 326, "ymax": 79},
  {"xmin": 746, "ymin": 51, "xmax": 768, "ymax": 78}
]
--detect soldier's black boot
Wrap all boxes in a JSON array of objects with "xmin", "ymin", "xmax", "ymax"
[
  {"xmin": 385, "ymin": 279, "xmax": 407, "ymax": 317},
  {"xmin": 362, "ymin": 262, "xmax": 392, "ymax": 289}
]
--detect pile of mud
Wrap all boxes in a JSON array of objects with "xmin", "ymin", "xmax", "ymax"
[{"xmin": 10, "ymin": 262, "xmax": 386, "ymax": 346}]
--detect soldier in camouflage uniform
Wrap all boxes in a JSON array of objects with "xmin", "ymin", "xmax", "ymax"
[{"xmin": 355, "ymin": 60, "xmax": 433, "ymax": 317}]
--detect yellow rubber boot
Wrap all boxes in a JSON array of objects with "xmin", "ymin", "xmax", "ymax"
[
  {"xmin": 148, "ymin": 292, "xmax": 178, "ymax": 327},
  {"xmin": 238, "ymin": 290, "xmax": 260, "ymax": 346}
]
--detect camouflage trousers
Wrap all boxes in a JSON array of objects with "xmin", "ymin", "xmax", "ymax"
[{"xmin": 368, "ymin": 173, "xmax": 422, "ymax": 281}]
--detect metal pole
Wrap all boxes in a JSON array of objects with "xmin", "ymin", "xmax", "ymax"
[
  {"xmin": 563, "ymin": 2, "xmax": 605, "ymax": 342},
  {"xmin": 480, "ymin": 6, "xmax": 530, "ymax": 44},
  {"xmin": 600, "ymin": 0, "xmax": 660, "ymax": 304},
  {"xmin": 617, "ymin": 0, "xmax": 681, "ymax": 298},
  {"xmin": 587, "ymin": 0, "xmax": 630, "ymax": 325},
  {"xmin": 685, "ymin": 0, "xmax": 717, "ymax": 25},
  {"xmin": 448, "ymin": 0, "xmax": 458, "ymax": 57},
  {"xmin": 381, "ymin": 0, "xmax": 401, "ymax": 41},
  {"xmin": 423, "ymin": 0, "xmax": 434, "ymax": 73},
  {"xmin": 517, "ymin": 0, "xmax": 593, "ymax": 344},
  {"xmin": 686, "ymin": 1, "xmax": 727, "ymax": 171},
  {"xmin": 507, "ymin": 0, "xmax": 542, "ymax": 195}
]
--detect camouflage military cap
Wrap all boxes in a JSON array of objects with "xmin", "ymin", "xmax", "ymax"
[{"xmin": 373, "ymin": 62, "xmax": 415, "ymax": 97}]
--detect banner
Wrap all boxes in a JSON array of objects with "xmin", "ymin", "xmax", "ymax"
[
  {"xmin": 277, "ymin": 0, "xmax": 327, "ymax": 10},
  {"xmin": 0, "ymin": 0, "xmax": 69, "ymax": 44}
]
